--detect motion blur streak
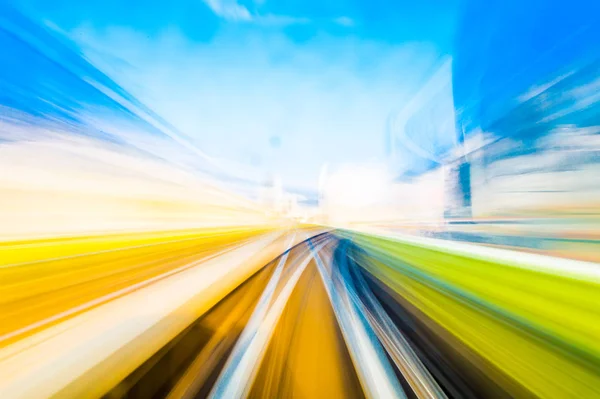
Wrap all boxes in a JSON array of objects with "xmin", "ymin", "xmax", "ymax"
[
  {"xmin": 2, "ymin": 0, "xmax": 600, "ymax": 398},
  {"xmin": 346, "ymin": 230, "xmax": 600, "ymax": 398},
  {"xmin": 335, "ymin": 239, "xmax": 447, "ymax": 399},
  {"xmin": 209, "ymin": 237, "xmax": 310, "ymax": 399},
  {"xmin": 310, "ymin": 239, "xmax": 406, "ymax": 399}
]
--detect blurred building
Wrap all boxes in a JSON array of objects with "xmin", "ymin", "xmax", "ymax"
[
  {"xmin": 450, "ymin": 0, "xmax": 600, "ymax": 218},
  {"xmin": 258, "ymin": 174, "xmax": 283, "ymax": 213},
  {"xmin": 385, "ymin": 0, "xmax": 600, "ymax": 221},
  {"xmin": 386, "ymin": 60, "xmax": 461, "ymax": 221},
  {"xmin": 386, "ymin": 60, "xmax": 456, "ymax": 179},
  {"xmin": 258, "ymin": 174, "xmax": 307, "ymax": 218}
]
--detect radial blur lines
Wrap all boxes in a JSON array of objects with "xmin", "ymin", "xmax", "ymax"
[
  {"xmin": 1, "ymin": 230, "xmax": 599, "ymax": 399},
  {"xmin": 247, "ymin": 245, "xmax": 363, "ymax": 398}
]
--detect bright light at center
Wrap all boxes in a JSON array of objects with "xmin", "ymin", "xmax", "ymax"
[{"xmin": 323, "ymin": 165, "xmax": 391, "ymax": 209}]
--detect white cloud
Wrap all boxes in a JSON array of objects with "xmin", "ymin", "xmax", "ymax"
[
  {"xmin": 72, "ymin": 26, "xmax": 442, "ymax": 190},
  {"xmin": 255, "ymin": 14, "xmax": 310, "ymax": 26},
  {"xmin": 201, "ymin": 0, "xmax": 308, "ymax": 25},
  {"xmin": 202, "ymin": 0, "xmax": 252, "ymax": 21},
  {"xmin": 333, "ymin": 16, "xmax": 354, "ymax": 27}
]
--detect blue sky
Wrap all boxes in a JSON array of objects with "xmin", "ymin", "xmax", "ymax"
[{"xmin": 14, "ymin": 0, "xmax": 460, "ymax": 190}]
